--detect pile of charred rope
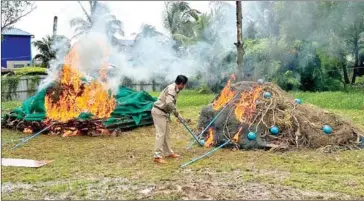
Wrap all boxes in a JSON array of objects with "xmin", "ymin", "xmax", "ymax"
[
  {"xmin": 180, "ymin": 81, "xmax": 363, "ymax": 168},
  {"xmin": 196, "ymin": 81, "xmax": 364, "ymax": 152}
]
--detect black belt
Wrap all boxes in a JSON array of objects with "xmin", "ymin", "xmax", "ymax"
[{"xmin": 153, "ymin": 105, "xmax": 168, "ymax": 114}]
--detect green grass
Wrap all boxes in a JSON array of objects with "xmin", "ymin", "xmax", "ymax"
[
  {"xmin": 149, "ymin": 90, "xmax": 216, "ymax": 108},
  {"xmin": 291, "ymin": 90, "xmax": 364, "ymax": 110},
  {"xmin": 291, "ymin": 90, "xmax": 364, "ymax": 126},
  {"xmin": 1, "ymin": 101, "xmax": 22, "ymax": 111},
  {"xmin": 1, "ymin": 89, "xmax": 364, "ymax": 199}
]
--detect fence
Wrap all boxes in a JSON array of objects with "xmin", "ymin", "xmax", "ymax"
[
  {"xmin": 1, "ymin": 75, "xmax": 46, "ymax": 102},
  {"xmin": 1, "ymin": 75, "xmax": 165, "ymax": 102}
]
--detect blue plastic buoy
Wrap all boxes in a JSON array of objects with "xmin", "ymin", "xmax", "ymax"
[
  {"xmin": 199, "ymin": 139, "xmax": 205, "ymax": 145},
  {"xmin": 270, "ymin": 126, "xmax": 280, "ymax": 135},
  {"xmin": 247, "ymin": 132, "xmax": 257, "ymax": 140},
  {"xmin": 264, "ymin": 92, "xmax": 272, "ymax": 99},
  {"xmin": 322, "ymin": 125, "xmax": 332, "ymax": 134},
  {"xmin": 295, "ymin": 98, "xmax": 302, "ymax": 104}
]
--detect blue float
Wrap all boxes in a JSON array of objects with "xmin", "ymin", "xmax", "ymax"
[
  {"xmin": 270, "ymin": 126, "xmax": 280, "ymax": 135},
  {"xmin": 264, "ymin": 92, "xmax": 272, "ymax": 99},
  {"xmin": 295, "ymin": 98, "xmax": 302, "ymax": 104},
  {"xmin": 322, "ymin": 125, "xmax": 332, "ymax": 134},
  {"xmin": 199, "ymin": 139, "xmax": 205, "ymax": 145},
  {"xmin": 247, "ymin": 132, "xmax": 257, "ymax": 140}
]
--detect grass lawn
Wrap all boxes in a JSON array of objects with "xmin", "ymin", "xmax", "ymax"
[{"xmin": 1, "ymin": 90, "xmax": 364, "ymax": 200}]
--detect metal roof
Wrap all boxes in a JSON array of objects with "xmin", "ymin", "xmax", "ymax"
[{"xmin": 2, "ymin": 27, "xmax": 33, "ymax": 36}]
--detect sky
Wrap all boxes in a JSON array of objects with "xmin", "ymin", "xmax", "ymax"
[{"xmin": 13, "ymin": 1, "xmax": 235, "ymax": 56}]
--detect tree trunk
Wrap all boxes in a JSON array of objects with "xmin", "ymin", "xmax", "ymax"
[
  {"xmin": 52, "ymin": 16, "xmax": 58, "ymax": 40},
  {"xmin": 341, "ymin": 54, "xmax": 350, "ymax": 84},
  {"xmin": 235, "ymin": 1, "xmax": 245, "ymax": 81},
  {"xmin": 351, "ymin": 42, "xmax": 359, "ymax": 84}
]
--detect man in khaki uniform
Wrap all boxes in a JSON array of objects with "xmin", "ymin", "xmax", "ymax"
[{"xmin": 152, "ymin": 75, "xmax": 188, "ymax": 164}]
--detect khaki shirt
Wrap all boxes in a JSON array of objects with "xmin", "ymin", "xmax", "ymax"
[{"xmin": 153, "ymin": 83, "xmax": 180, "ymax": 115}]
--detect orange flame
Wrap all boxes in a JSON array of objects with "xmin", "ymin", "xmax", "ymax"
[
  {"xmin": 234, "ymin": 87, "xmax": 262, "ymax": 123},
  {"xmin": 212, "ymin": 78, "xmax": 236, "ymax": 111},
  {"xmin": 44, "ymin": 44, "xmax": 116, "ymax": 122},
  {"xmin": 23, "ymin": 127, "xmax": 33, "ymax": 134},
  {"xmin": 232, "ymin": 127, "xmax": 242, "ymax": 143},
  {"xmin": 62, "ymin": 129, "xmax": 81, "ymax": 137},
  {"xmin": 204, "ymin": 128, "xmax": 215, "ymax": 147}
]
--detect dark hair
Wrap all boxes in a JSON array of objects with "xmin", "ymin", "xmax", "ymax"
[{"xmin": 175, "ymin": 75, "xmax": 188, "ymax": 85}]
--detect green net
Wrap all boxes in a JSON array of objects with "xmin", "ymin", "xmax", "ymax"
[{"xmin": 7, "ymin": 85, "xmax": 157, "ymax": 129}]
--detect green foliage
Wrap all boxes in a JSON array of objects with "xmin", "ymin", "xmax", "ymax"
[
  {"xmin": 28, "ymin": 76, "xmax": 41, "ymax": 92},
  {"xmin": 1, "ymin": 76, "xmax": 20, "ymax": 100},
  {"xmin": 196, "ymin": 83, "xmax": 213, "ymax": 94},
  {"xmin": 13, "ymin": 67, "xmax": 47, "ymax": 76},
  {"xmin": 273, "ymin": 70, "xmax": 301, "ymax": 91},
  {"xmin": 1, "ymin": 68, "xmax": 44, "ymax": 101},
  {"xmin": 33, "ymin": 35, "xmax": 70, "ymax": 68},
  {"xmin": 70, "ymin": 1, "xmax": 124, "ymax": 40}
]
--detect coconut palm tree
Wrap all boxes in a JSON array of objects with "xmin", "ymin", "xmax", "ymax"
[
  {"xmin": 163, "ymin": 1, "xmax": 201, "ymax": 44},
  {"xmin": 70, "ymin": 1, "xmax": 124, "ymax": 40},
  {"xmin": 135, "ymin": 24, "xmax": 164, "ymax": 40},
  {"xmin": 33, "ymin": 35, "xmax": 70, "ymax": 67}
]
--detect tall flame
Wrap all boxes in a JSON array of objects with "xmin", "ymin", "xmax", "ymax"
[
  {"xmin": 212, "ymin": 76, "xmax": 236, "ymax": 111},
  {"xmin": 234, "ymin": 87, "xmax": 262, "ymax": 123},
  {"xmin": 204, "ymin": 128, "xmax": 215, "ymax": 147},
  {"xmin": 232, "ymin": 127, "xmax": 242, "ymax": 143},
  {"xmin": 44, "ymin": 44, "xmax": 116, "ymax": 122}
]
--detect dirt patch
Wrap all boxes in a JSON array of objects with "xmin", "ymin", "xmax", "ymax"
[{"xmin": 2, "ymin": 171, "xmax": 358, "ymax": 200}]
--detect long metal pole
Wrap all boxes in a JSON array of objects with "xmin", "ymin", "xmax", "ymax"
[
  {"xmin": 178, "ymin": 116, "xmax": 203, "ymax": 146},
  {"xmin": 187, "ymin": 91, "xmax": 240, "ymax": 149},
  {"xmin": 181, "ymin": 139, "xmax": 231, "ymax": 168},
  {"xmin": 11, "ymin": 123, "xmax": 55, "ymax": 150}
]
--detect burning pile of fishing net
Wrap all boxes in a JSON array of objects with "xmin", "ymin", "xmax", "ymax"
[
  {"xmin": 198, "ymin": 80, "xmax": 364, "ymax": 151},
  {"xmin": 2, "ymin": 43, "xmax": 156, "ymax": 137}
]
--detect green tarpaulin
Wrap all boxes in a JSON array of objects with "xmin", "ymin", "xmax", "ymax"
[{"xmin": 7, "ymin": 86, "xmax": 157, "ymax": 129}]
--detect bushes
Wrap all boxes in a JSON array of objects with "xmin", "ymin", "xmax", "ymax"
[
  {"xmin": 13, "ymin": 67, "xmax": 47, "ymax": 76},
  {"xmin": 1, "ymin": 67, "xmax": 46, "ymax": 101}
]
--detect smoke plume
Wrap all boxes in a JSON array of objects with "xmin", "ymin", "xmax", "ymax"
[{"xmin": 39, "ymin": 1, "xmax": 363, "ymax": 92}]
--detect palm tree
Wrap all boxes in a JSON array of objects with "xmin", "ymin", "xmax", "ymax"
[
  {"xmin": 163, "ymin": 1, "xmax": 201, "ymax": 44},
  {"xmin": 135, "ymin": 24, "xmax": 164, "ymax": 41},
  {"xmin": 33, "ymin": 35, "xmax": 70, "ymax": 67},
  {"xmin": 70, "ymin": 1, "xmax": 124, "ymax": 40}
]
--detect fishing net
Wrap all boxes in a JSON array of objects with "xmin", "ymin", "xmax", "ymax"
[
  {"xmin": 198, "ymin": 81, "xmax": 364, "ymax": 151},
  {"xmin": 2, "ymin": 85, "xmax": 157, "ymax": 134}
]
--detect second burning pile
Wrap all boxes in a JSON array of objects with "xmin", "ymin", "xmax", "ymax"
[{"xmin": 198, "ymin": 79, "xmax": 364, "ymax": 151}]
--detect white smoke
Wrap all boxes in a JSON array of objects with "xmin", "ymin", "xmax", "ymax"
[{"xmin": 38, "ymin": 1, "xmax": 278, "ymax": 92}]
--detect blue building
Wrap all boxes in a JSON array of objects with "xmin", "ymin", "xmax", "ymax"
[{"xmin": 1, "ymin": 27, "xmax": 33, "ymax": 68}]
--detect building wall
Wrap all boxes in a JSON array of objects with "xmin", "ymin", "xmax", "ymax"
[
  {"xmin": 6, "ymin": 60, "xmax": 31, "ymax": 68},
  {"xmin": 1, "ymin": 35, "xmax": 32, "ymax": 68}
]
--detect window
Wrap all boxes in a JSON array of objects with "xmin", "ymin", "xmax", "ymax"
[{"xmin": 14, "ymin": 64, "xmax": 25, "ymax": 68}]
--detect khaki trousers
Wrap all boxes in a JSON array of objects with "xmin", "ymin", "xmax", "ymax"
[{"xmin": 151, "ymin": 107, "xmax": 174, "ymax": 158}]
